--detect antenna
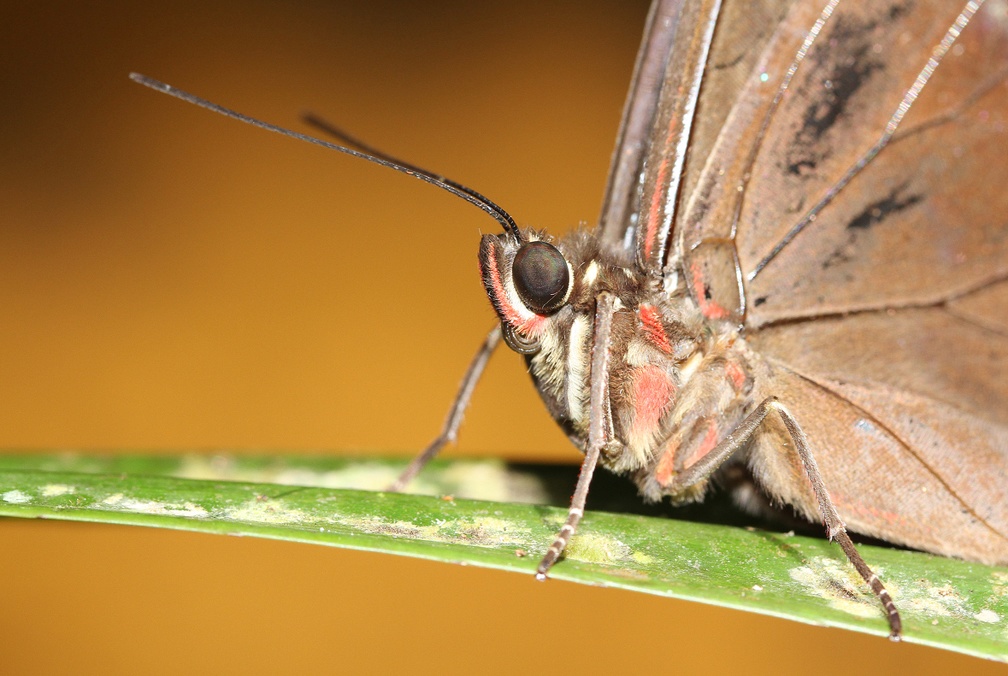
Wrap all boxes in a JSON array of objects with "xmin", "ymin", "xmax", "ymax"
[{"xmin": 129, "ymin": 73, "xmax": 523, "ymax": 241}]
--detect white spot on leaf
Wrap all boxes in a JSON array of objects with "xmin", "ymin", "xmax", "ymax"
[
  {"xmin": 100, "ymin": 493, "xmax": 208, "ymax": 518},
  {"xmin": 974, "ymin": 609, "xmax": 1000, "ymax": 623},
  {"xmin": 223, "ymin": 499, "xmax": 308, "ymax": 525},
  {"xmin": 789, "ymin": 557, "xmax": 881, "ymax": 619},
  {"xmin": 2, "ymin": 490, "xmax": 31, "ymax": 504}
]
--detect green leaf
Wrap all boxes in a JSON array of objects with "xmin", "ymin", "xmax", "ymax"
[{"xmin": 0, "ymin": 453, "xmax": 1005, "ymax": 662}]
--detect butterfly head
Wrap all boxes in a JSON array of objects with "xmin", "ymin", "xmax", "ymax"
[{"xmin": 478, "ymin": 230, "xmax": 574, "ymax": 354}]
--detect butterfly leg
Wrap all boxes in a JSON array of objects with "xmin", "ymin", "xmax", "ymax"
[
  {"xmin": 664, "ymin": 396, "xmax": 902, "ymax": 639},
  {"xmin": 388, "ymin": 325, "xmax": 502, "ymax": 491},
  {"xmin": 537, "ymin": 293, "xmax": 617, "ymax": 578}
]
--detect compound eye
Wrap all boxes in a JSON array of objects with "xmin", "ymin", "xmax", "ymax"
[{"xmin": 512, "ymin": 241, "xmax": 570, "ymax": 314}]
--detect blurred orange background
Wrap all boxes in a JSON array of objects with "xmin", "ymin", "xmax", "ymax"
[{"xmin": 1, "ymin": 2, "xmax": 1003, "ymax": 674}]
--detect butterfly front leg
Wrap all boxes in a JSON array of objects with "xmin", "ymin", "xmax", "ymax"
[
  {"xmin": 536, "ymin": 292, "xmax": 618, "ymax": 579},
  {"xmin": 388, "ymin": 325, "xmax": 502, "ymax": 491},
  {"xmin": 658, "ymin": 394, "xmax": 903, "ymax": 639}
]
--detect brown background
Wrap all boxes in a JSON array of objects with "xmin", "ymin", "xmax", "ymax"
[{"xmin": 1, "ymin": 2, "xmax": 1004, "ymax": 674}]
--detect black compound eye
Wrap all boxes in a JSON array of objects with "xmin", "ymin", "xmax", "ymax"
[{"xmin": 511, "ymin": 241, "xmax": 570, "ymax": 314}]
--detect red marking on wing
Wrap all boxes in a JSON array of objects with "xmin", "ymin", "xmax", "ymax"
[
  {"xmin": 642, "ymin": 158, "xmax": 670, "ymax": 261},
  {"xmin": 481, "ymin": 241, "xmax": 543, "ymax": 335},
  {"xmin": 638, "ymin": 304, "xmax": 672, "ymax": 353},
  {"xmin": 833, "ymin": 491, "xmax": 916, "ymax": 530},
  {"xmin": 630, "ymin": 364, "xmax": 675, "ymax": 445},
  {"xmin": 641, "ymin": 112, "xmax": 685, "ymax": 263},
  {"xmin": 690, "ymin": 261, "xmax": 729, "ymax": 320}
]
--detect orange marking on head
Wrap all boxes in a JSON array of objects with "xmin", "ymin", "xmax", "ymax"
[
  {"xmin": 481, "ymin": 240, "xmax": 544, "ymax": 335},
  {"xmin": 638, "ymin": 304, "xmax": 672, "ymax": 353},
  {"xmin": 690, "ymin": 262, "xmax": 729, "ymax": 320}
]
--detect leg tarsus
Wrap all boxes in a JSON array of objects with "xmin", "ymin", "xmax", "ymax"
[
  {"xmin": 768, "ymin": 398, "xmax": 902, "ymax": 638},
  {"xmin": 663, "ymin": 395, "xmax": 902, "ymax": 637}
]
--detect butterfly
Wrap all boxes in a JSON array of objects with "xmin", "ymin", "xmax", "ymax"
[
  {"xmin": 398, "ymin": 0, "xmax": 1008, "ymax": 639},
  {"xmin": 135, "ymin": 0, "xmax": 1008, "ymax": 640}
]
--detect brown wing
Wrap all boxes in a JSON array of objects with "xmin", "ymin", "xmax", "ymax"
[
  {"xmin": 675, "ymin": 0, "xmax": 794, "ymax": 246},
  {"xmin": 674, "ymin": 1, "xmax": 1008, "ymax": 562},
  {"xmin": 746, "ymin": 350, "xmax": 1008, "ymax": 565},
  {"xmin": 678, "ymin": 0, "xmax": 1008, "ymax": 320},
  {"xmin": 748, "ymin": 300, "xmax": 1008, "ymax": 564},
  {"xmin": 596, "ymin": 0, "xmax": 680, "ymax": 256},
  {"xmin": 741, "ymin": 4, "xmax": 1008, "ymax": 324},
  {"xmin": 597, "ymin": 0, "xmax": 793, "ymax": 269}
]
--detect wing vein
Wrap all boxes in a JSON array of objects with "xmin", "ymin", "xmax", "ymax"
[{"xmin": 752, "ymin": 271, "xmax": 1008, "ymax": 330}]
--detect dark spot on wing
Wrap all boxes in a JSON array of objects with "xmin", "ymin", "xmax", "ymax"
[
  {"xmin": 789, "ymin": 158, "xmax": 818, "ymax": 175},
  {"xmin": 783, "ymin": 5, "xmax": 906, "ymax": 176},
  {"xmin": 821, "ymin": 183, "xmax": 923, "ymax": 269},
  {"xmin": 711, "ymin": 49, "xmax": 746, "ymax": 71},
  {"xmin": 787, "ymin": 40, "xmax": 883, "ymax": 174},
  {"xmin": 754, "ymin": 296, "xmax": 768, "ymax": 307},
  {"xmin": 846, "ymin": 186, "xmax": 923, "ymax": 230},
  {"xmin": 888, "ymin": 3, "xmax": 909, "ymax": 21}
]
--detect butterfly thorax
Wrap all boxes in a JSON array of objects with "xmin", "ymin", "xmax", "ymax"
[{"xmin": 480, "ymin": 227, "xmax": 756, "ymax": 503}]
